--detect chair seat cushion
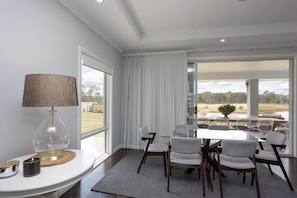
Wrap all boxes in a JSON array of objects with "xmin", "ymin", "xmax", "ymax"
[
  {"xmin": 148, "ymin": 143, "xmax": 168, "ymax": 152},
  {"xmin": 255, "ymin": 150, "xmax": 277, "ymax": 161},
  {"xmin": 171, "ymin": 151, "xmax": 201, "ymax": 165},
  {"xmin": 215, "ymin": 154, "xmax": 255, "ymax": 169}
]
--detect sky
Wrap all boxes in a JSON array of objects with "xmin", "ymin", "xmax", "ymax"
[
  {"xmin": 81, "ymin": 65, "xmax": 104, "ymax": 95},
  {"xmin": 198, "ymin": 80, "xmax": 289, "ymax": 95}
]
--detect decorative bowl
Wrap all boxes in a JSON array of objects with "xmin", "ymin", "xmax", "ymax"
[{"xmin": 0, "ymin": 160, "xmax": 20, "ymax": 179}]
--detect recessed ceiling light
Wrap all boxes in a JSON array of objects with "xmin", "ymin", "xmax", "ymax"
[
  {"xmin": 97, "ymin": 0, "xmax": 103, "ymax": 3},
  {"xmin": 220, "ymin": 39, "xmax": 226, "ymax": 43}
]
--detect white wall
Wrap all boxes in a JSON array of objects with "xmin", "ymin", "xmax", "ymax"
[{"xmin": 0, "ymin": 0, "xmax": 122, "ymax": 161}]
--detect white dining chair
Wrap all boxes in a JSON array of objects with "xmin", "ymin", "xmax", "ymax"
[
  {"xmin": 256, "ymin": 119, "xmax": 274, "ymax": 138},
  {"xmin": 214, "ymin": 139, "xmax": 260, "ymax": 198},
  {"xmin": 274, "ymin": 121, "xmax": 289, "ymax": 135},
  {"xmin": 137, "ymin": 126, "xmax": 168, "ymax": 176},
  {"xmin": 167, "ymin": 137, "xmax": 205, "ymax": 197},
  {"xmin": 255, "ymin": 131, "xmax": 294, "ymax": 191}
]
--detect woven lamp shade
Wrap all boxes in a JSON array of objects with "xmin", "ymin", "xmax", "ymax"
[{"xmin": 22, "ymin": 74, "xmax": 78, "ymax": 107}]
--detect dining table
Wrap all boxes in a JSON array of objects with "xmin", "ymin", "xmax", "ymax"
[
  {"xmin": 173, "ymin": 127, "xmax": 263, "ymax": 141},
  {"xmin": 196, "ymin": 128, "xmax": 263, "ymax": 141}
]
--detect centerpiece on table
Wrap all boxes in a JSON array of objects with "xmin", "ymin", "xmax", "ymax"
[{"xmin": 218, "ymin": 104, "xmax": 236, "ymax": 118}]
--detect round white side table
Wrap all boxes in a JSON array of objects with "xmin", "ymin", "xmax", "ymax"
[{"xmin": 0, "ymin": 149, "xmax": 95, "ymax": 198}]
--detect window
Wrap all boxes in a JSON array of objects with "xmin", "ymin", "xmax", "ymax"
[
  {"xmin": 80, "ymin": 53, "xmax": 112, "ymax": 162},
  {"xmin": 258, "ymin": 79, "xmax": 289, "ymax": 119},
  {"xmin": 81, "ymin": 66, "xmax": 105, "ymax": 131}
]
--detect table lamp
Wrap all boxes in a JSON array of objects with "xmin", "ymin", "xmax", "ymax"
[{"xmin": 22, "ymin": 74, "xmax": 78, "ymax": 162}]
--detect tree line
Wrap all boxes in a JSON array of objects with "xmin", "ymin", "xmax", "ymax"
[
  {"xmin": 81, "ymin": 84, "xmax": 104, "ymax": 104},
  {"xmin": 198, "ymin": 91, "xmax": 289, "ymax": 104}
]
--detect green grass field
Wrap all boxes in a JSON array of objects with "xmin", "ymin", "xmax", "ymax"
[{"xmin": 81, "ymin": 112, "xmax": 104, "ymax": 134}]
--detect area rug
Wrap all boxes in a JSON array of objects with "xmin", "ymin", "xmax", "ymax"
[{"xmin": 92, "ymin": 150, "xmax": 296, "ymax": 198}]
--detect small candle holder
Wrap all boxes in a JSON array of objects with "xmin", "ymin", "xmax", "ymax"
[{"xmin": 23, "ymin": 158, "xmax": 40, "ymax": 177}]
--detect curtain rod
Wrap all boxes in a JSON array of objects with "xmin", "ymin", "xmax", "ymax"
[{"xmin": 122, "ymin": 50, "xmax": 187, "ymax": 56}]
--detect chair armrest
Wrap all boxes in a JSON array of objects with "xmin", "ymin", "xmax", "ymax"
[
  {"xmin": 141, "ymin": 137, "xmax": 153, "ymax": 142},
  {"xmin": 271, "ymin": 143, "xmax": 286, "ymax": 149},
  {"xmin": 149, "ymin": 132, "xmax": 157, "ymax": 141},
  {"xmin": 258, "ymin": 142, "xmax": 264, "ymax": 150}
]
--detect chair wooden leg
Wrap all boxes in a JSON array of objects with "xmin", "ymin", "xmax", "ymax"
[
  {"xmin": 167, "ymin": 150, "xmax": 171, "ymax": 192},
  {"xmin": 167, "ymin": 165, "xmax": 171, "ymax": 192},
  {"xmin": 167, "ymin": 173, "xmax": 170, "ymax": 192},
  {"xmin": 201, "ymin": 163, "xmax": 205, "ymax": 197},
  {"xmin": 218, "ymin": 165, "xmax": 224, "ymax": 198},
  {"xmin": 163, "ymin": 152, "xmax": 167, "ymax": 177},
  {"xmin": 267, "ymin": 164, "xmax": 274, "ymax": 175},
  {"xmin": 144, "ymin": 154, "xmax": 149, "ymax": 162},
  {"xmin": 272, "ymin": 144, "xmax": 294, "ymax": 191},
  {"xmin": 254, "ymin": 169, "xmax": 261, "ymax": 198},
  {"xmin": 211, "ymin": 154, "xmax": 216, "ymax": 180},
  {"xmin": 137, "ymin": 152, "xmax": 147, "ymax": 173},
  {"xmin": 279, "ymin": 161, "xmax": 294, "ymax": 191}
]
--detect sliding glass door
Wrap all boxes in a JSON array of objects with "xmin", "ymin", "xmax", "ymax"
[{"xmin": 188, "ymin": 59, "xmax": 292, "ymax": 155}]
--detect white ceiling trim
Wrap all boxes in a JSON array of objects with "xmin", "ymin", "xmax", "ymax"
[
  {"xmin": 115, "ymin": 0, "xmax": 142, "ymax": 40},
  {"xmin": 142, "ymin": 22, "xmax": 297, "ymax": 43}
]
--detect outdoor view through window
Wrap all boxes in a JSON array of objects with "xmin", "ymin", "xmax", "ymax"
[
  {"xmin": 188, "ymin": 60, "xmax": 290, "ymax": 154},
  {"xmin": 81, "ymin": 65, "xmax": 105, "ymax": 132},
  {"xmin": 189, "ymin": 60, "xmax": 289, "ymax": 120},
  {"xmin": 197, "ymin": 80, "xmax": 289, "ymax": 119},
  {"xmin": 81, "ymin": 64, "xmax": 106, "ymax": 160}
]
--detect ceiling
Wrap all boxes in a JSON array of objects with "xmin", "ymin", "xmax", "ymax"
[{"xmin": 58, "ymin": 0, "xmax": 297, "ymax": 53}]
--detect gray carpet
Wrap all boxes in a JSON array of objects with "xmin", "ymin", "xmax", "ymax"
[{"xmin": 92, "ymin": 150, "xmax": 296, "ymax": 198}]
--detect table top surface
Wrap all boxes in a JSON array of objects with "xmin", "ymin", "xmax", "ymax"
[
  {"xmin": 172, "ymin": 128, "xmax": 264, "ymax": 142},
  {"xmin": 196, "ymin": 128, "xmax": 263, "ymax": 142},
  {"xmin": 0, "ymin": 149, "xmax": 95, "ymax": 198}
]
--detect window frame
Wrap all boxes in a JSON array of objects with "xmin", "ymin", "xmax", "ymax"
[{"xmin": 78, "ymin": 47, "xmax": 113, "ymax": 159}]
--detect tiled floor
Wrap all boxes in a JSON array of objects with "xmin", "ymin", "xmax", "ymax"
[{"xmin": 61, "ymin": 149, "xmax": 297, "ymax": 198}]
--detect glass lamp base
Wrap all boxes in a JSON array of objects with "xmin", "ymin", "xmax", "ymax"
[
  {"xmin": 37, "ymin": 150, "xmax": 65, "ymax": 162},
  {"xmin": 33, "ymin": 107, "xmax": 70, "ymax": 162}
]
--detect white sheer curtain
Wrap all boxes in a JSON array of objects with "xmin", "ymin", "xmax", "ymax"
[
  {"xmin": 121, "ymin": 55, "xmax": 144, "ymax": 149},
  {"xmin": 121, "ymin": 52, "xmax": 188, "ymax": 149}
]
